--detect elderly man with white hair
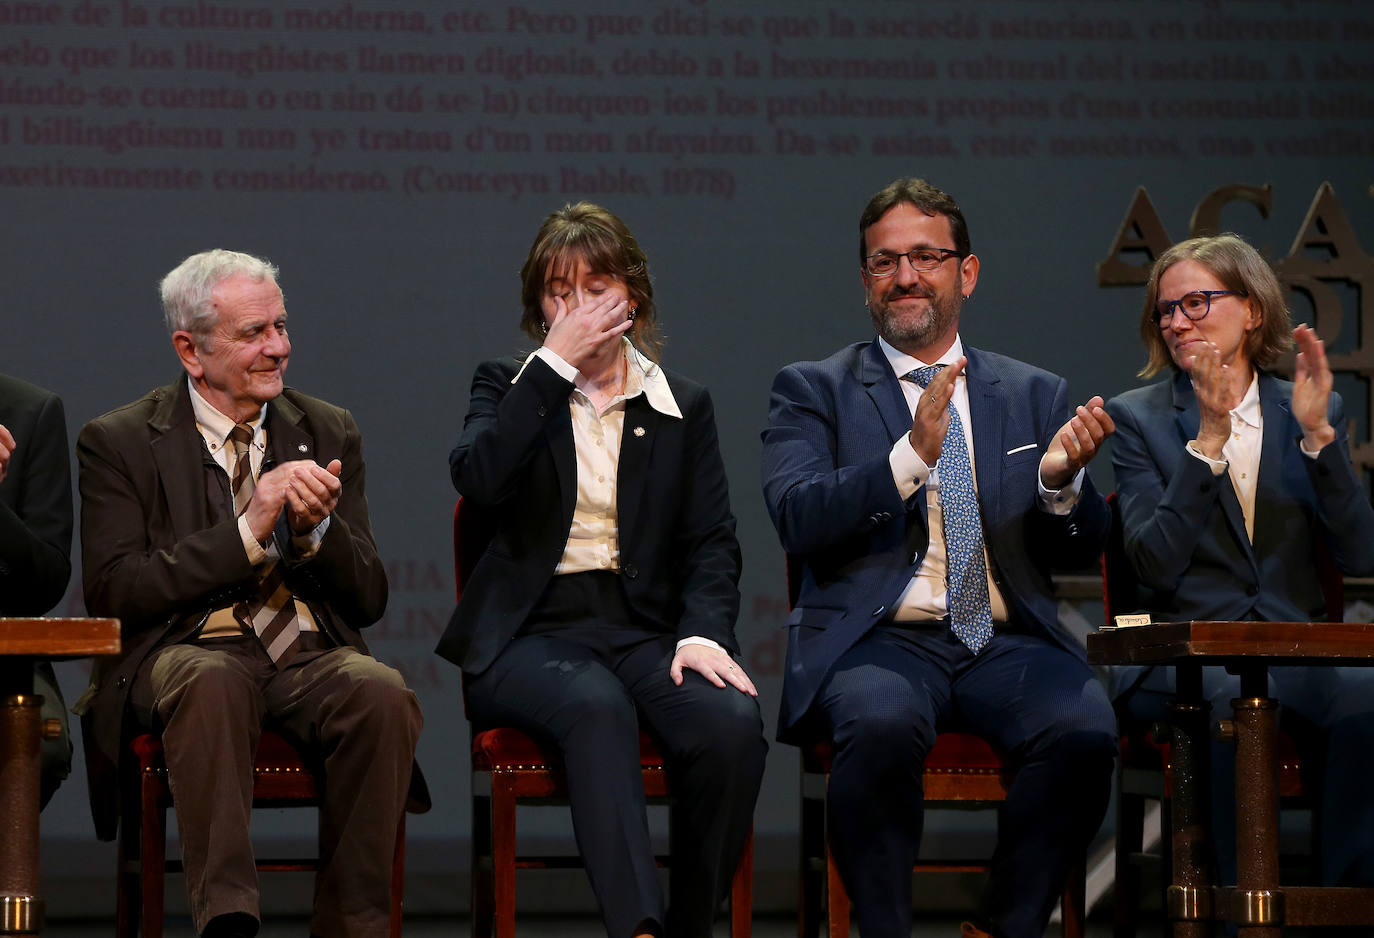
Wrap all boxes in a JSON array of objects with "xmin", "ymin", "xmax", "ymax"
[{"xmin": 76, "ymin": 249, "xmax": 426, "ymax": 938}]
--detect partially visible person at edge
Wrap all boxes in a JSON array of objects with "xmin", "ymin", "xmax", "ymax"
[{"xmin": 0, "ymin": 371, "xmax": 74, "ymax": 808}]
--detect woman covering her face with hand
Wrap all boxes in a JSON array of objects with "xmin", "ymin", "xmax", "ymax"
[{"xmin": 437, "ymin": 202, "xmax": 766, "ymax": 938}]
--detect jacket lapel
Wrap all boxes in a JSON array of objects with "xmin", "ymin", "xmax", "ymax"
[
  {"xmin": 545, "ymin": 404, "xmax": 578, "ymax": 529},
  {"xmin": 860, "ymin": 338, "xmax": 929, "ymax": 536},
  {"xmin": 267, "ymin": 393, "xmax": 313, "ymax": 467},
  {"xmin": 1172, "ymin": 371, "xmax": 1256, "ymax": 568},
  {"xmin": 148, "ymin": 380, "xmax": 211, "ymax": 542},
  {"xmin": 964, "ymin": 347, "xmax": 1005, "ymax": 524},
  {"xmin": 1252, "ymin": 372, "xmax": 1297, "ymax": 559},
  {"xmin": 616, "ymin": 396, "xmax": 659, "ymax": 545},
  {"xmin": 860, "ymin": 338, "xmax": 917, "ymax": 446}
]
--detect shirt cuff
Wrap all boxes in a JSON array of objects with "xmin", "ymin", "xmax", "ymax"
[
  {"xmin": 1036, "ymin": 462, "xmax": 1084, "ymax": 515},
  {"xmin": 289, "ymin": 515, "xmax": 330, "ymax": 561},
  {"xmin": 1299, "ymin": 437, "xmax": 1323, "ymax": 459},
  {"xmin": 889, "ymin": 434, "xmax": 933, "ymax": 502},
  {"xmin": 675, "ymin": 636, "xmax": 725, "ymax": 654},
  {"xmin": 238, "ymin": 515, "xmax": 269, "ymax": 565},
  {"xmin": 533, "ymin": 346, "xmax": 579, "ymax": 382},
  {"xmin": 1186, "ymin": 440, "xmax": 1229, "ymax": 475}
]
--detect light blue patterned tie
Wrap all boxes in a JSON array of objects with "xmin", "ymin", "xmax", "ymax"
[{"xmin": 909, "ymin": 366, "xmax": 994, "ymax": 653}]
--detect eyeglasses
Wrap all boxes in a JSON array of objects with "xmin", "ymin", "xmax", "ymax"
[
  {"xmin": 1153, "ymin": 290, "xmax": 1247, "ymax": 328},
  {"xmin": 862, "ymin": 248, "xmax": 964, "ymax": 278}
]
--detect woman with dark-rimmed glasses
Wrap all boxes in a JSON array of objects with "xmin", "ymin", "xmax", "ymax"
[{"xmin": 1107, "ymin": 232, "xmax": 1374, "ymax": 886}]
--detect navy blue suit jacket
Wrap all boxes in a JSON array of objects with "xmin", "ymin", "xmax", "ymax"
[
  {"xmin": 437, "ymin": 354, "xmax": 742, "ymax": 676},
  {"xmin": 1106, "ymin": 370, "xmax": 1374, "ymax": 697},
  {"xmin": 761, "ymin": 338, "xmax": 1110, "ymax": 742}
]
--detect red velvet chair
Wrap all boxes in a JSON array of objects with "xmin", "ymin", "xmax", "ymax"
[
  {"xmin": 115, "ymin": 730, "xmax": 406, "ymax": 938},
  {"xmin": 454, "ymin": 498, "xmax": 754, "ymax": 938},
  {"xmin": 787, "ymin": 555, "xmax": 1086, "ymax": 938}
]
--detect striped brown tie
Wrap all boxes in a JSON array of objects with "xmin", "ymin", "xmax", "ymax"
[{"xmin": 227, "ymin": 424, "xmax": 301, "ymax": 666}]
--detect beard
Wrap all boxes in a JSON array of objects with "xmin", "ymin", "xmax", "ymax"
[{"xmin": 868, "ymin": 278, "xmax": 963, "ymax": 352}]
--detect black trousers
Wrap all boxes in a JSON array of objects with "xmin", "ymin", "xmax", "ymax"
[{"xmin": 464, "ymin": 572, "xmax": 767, "ymax": 938}]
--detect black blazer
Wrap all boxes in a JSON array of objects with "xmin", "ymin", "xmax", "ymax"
[
  {"xmin": 0, "ymin": 372, "xmax": 72, "ymax": 614},
  {"xmin": 437, "ymin": 354, "xmax": 742, "ymax": 675}
]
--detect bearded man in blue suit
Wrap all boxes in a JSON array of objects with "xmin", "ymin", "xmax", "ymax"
[{"xmin": 761, "ymin": 178, "xmax": 1119, "ymax": 938}]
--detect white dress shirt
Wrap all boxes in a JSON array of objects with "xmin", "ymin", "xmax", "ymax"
[
  {"xmin": 878, "ymin": 336, "xmax": 1083, "ymax": 623},
  {"xmin": 515, "ymin": 342, "xmax": 719, "ymax": 653},
  {"xmin": 1183, "ymin": 372, "xmax": 1279, "ymax": 543}
]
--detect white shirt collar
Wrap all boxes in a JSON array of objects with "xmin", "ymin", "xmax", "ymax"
[
  {"xmin": 879, "ymin": 334, "xmax": 965, "ymax": 379},
  {"xmin": 622, "ymin": 341, "xmax": 681, "ymax": 419},
  {"xmin": 514, "ymin": 339, "xmax": 682, "ymax": 419},
  {"xmin": 187, "ymin": 377, "xmax": 266, "ymax": 451},
  {"xmin": 1232, "ymin": 371, "xmax": 1261, "ymax": 429}
]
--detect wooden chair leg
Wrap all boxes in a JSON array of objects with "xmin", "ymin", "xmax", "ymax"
[
  {"xmin": 115, "ymin": 825, "xmax": 137, "ymax": 938},
  {"xmin": 140, "ymin": 777, "xmax": 166, "ymax": 938},
  {"xmin": 491, "ymin": 777, "xmax": 517, "ymax": 938},
  {"xmin": 1114, "ymin": 787, "xmax": 1146, "ymax": 938},
  {"xmin": 730, "ymin": 829, "xmax": 754, "ymax": 938},
  {"xmin": 1062, "ymin": 858, "xmax": 1087, "ymax": 938},
  {"xmin": 825, "ymin": 840, "xmax": 850, "ymax": 938},
  {"xmin": 799, "ymin": 774, "xmax": 825, "ymax": 938},
  {"xmin": 388, "ymin": 813, "xmax": 406, "ymax": 938},
  {"xmin": 471, "ymin": 788, "xmax": 494, "ymax": 938}
]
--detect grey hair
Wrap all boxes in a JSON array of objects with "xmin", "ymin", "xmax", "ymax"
[{"xmin": 160, "ymin": 249, "xmax": 279, "ymax": 344}]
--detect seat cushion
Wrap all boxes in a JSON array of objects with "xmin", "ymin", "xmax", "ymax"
[{"xmin": 472, "ymin": 727, "xmax": 665, "ymax": 771}]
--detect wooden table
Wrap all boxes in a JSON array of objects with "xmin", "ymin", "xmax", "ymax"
[
  {"xmin": 1089, "ymin": 620, "xmax": 1374, "ymax": 937},
  {"xmin": 0, "ymin": 618, "xmax": 120, "ymax": 935}
]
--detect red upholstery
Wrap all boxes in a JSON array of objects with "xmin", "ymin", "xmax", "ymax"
[
  {"xmin": 472, "ymin": 727, "xmax": 666, "ymax": 772},
  {"xmin": 805, "ymin": 732, "xmax": 1007, "ymax": 773}
]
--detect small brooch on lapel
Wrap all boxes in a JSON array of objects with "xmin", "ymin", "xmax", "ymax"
[
  {"xmin": 633, "ymin": 426, "xmax": 646, "ymax": 437},
  {"xmin": 297, "ymin": 443, "xmax": 308, "ymax": 453}
]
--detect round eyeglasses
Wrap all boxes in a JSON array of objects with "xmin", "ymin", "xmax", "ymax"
[
  {"xmin": 1153, "ymin": 290, "xmax": 1247, "ymax": 328},
  {"xmin": 863, "ymin": 248, "xmax": 964, "ymax": 278}
]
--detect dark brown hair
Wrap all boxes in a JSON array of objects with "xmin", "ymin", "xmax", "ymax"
[
  {"xmin": 519, "ymin": 202, "xmax": 663, "ymax": 361},
  {"xmin": 858, "ymin": 178, "xmax": 970, "ymax": 265}
]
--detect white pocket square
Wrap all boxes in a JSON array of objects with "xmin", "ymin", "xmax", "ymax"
[{"xmin": 1006, "ymin": 442, "xmax": 1038, "ymax": 455}]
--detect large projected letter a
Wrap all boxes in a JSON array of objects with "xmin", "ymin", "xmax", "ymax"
[{"xmin": 1097, "ymin": 188, "xmax": 1172, "ymax": 286}]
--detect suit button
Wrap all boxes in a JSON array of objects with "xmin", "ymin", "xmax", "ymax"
[
  {"xmin": 1246, "ymin": 584, "xmax": 1259, "ymax": 596},
  {"xmin": 622, "ymin": 564, "xmax": 638, "ymax": 579},
  {"xmin": 910, "ymin": 553, "xmax": 920, "ymax": 565},
  {"xmin": 878, "ymin": 512, "xmax": 891, "ymax": 522},
  {"xmin": 1067, "ymin": 523, "xmax": 1078, "ymax": 536},
  {"xmin": 871, "ymin": 605, "xmax": 885, "ymax": 617},
  {"xmin": 117, "ymin": 676, "xmax": 128, "ymax": 689},
  {"xmin": 536, "ymin": 404, "xmax": 548, "ymax": 417}
]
